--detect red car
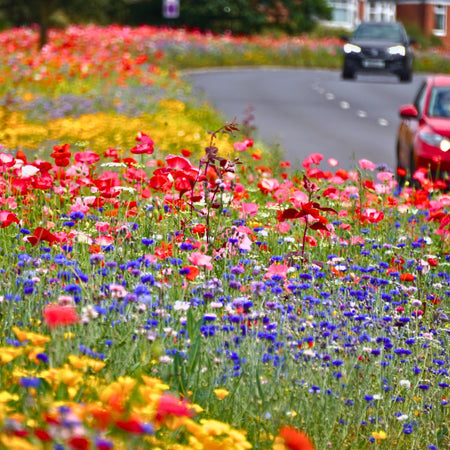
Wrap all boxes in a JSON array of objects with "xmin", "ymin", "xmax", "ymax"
[{"xmin": 396, "ymin": 75, "xmax": 450, "ymax": 182}]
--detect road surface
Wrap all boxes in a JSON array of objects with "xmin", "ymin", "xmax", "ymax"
[{"xmin": 186, "ymin": 68, "xmax": 424, "ymax": 171}]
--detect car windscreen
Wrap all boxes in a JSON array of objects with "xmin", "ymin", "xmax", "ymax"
[
  {"xmin": 353, "ymin": 24, "xmax": 403, "ymax": 41},
  {"xmin": 428, "ymin": 87, "xmax": 450, "ymax": 118}
]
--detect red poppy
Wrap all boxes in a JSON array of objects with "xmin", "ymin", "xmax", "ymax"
[
  {"xmin": 43, "ymin": 304, "xmax": 79, "ymax": 329},
  {"xmin": 192, "ymin": 224, "xmax": 207, "ymax": 235},
  {"xmin": 278, "ymin": 426, "xmax": 315, "ymax": 450},
  {"xmin": 156, "ymin": 393, "xmax": 194, "ymax": 421},
  {"xmin": 74, "ymin": 151, "xmax": 99, "ymax": 165},
  {"xmin": 50, "ymin": 143, "xmax": 71, "ymax": 167},
  {"xmin": 104, "ymin": 147, "xmax": 118, "ymax": 158},
  {"xmin": 34, "ymin": 429, "xmax": 52, "ymax": 441},
  {"xmin": 67, "ymin": 436, "xmax": 90, "ymax": 450},
  {"xmin": 397, "ymin": 167, "xmax": 407, "ymax": 178},
  {"xmin": 183, "ymin": 265, "xmax": 200, "ymax": 281},
  {"xmin": 25, "ymin": 227, "xmax": 60, "ymax": 246},
  {"xmin": 400, "ymin": 273, "xmax": 415, "ymax": 282},
  {"xmin": 130, "ymin": 132, "xmax": 154, "ymax": 155},
  {"xmin": 0, "ymin": 211, "xmax": 20, "ymax": 228},
  {"xmin": 428, "ymin": 258, "xmax": 438, "ymax": 267},
  {"xmin": 115, "ymin": 418, "xmax": 145, "ymax": 434}
]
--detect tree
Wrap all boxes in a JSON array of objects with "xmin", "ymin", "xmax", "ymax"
[
  {"xmin": 178, "ymin": 0, "xmax": 332, "ymax": 34},
  {"xmin": 0, "ymin": 0, "xmax": 129, "ymax": 49}
]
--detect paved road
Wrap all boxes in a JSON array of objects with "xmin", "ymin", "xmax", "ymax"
[{"xmin": 186, "ymin": 68, "xmax": 424, "ymax": 171}]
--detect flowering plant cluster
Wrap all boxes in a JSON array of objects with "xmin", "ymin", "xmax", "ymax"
[{"xmin": 0, "ymin": 25, "xmax": 449, "ymax": 450}]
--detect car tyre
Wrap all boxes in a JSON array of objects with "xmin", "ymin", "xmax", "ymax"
[
  {"xmin": 399, "ymin": 70, "xmax": 413, "ymax": 83},
  {"xmin": 342, "ymin": 64, "xmax": 355, "ymax": 80},
  {"xmin": 409, "ymin": 151, "xmax": 419, "ymax": 188}
]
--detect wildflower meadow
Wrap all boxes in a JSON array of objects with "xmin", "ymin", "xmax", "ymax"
[{"xmin": 0, "ymin": 25, "xmax": 450, "ymax": 450}]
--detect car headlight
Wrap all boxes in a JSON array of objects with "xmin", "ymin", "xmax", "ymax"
[
  {"xmin": 419, "ymin": 131, "xmax": 450, "ymax": 152},
  {"xmin": 388, "ymin": 45, "xmax": 406, "ymax": 56},
  {"xmin": 343, "ymin": 43, "xmax": 361, "ymax": 54}
]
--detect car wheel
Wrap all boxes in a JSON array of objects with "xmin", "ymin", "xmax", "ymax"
[
  {"xmin": 395, "ymin": 143, "xmax": 407, "ymax": 186},
  {"xmin": 409, "ymin": 151, "xmax": 419, "ymax": 188},
  {"xmin": 342, "ymin": 65, "xmax": 355, "ymax": 80},
  {"xmin": 399, "ymin": 70, "xmax": 412, "ymax": 83}
]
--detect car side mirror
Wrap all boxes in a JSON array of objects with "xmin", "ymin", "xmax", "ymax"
[
  {"xmin": 408, "ymin": 36, "xmax": 416, "ymax": 45},
  {"xmin": 399, "ymin": 104, "xmax": 419, "ymax": 119},
  {"xmin": 340, "ymin": 34, "xmax": 349, "ymax": 42}
]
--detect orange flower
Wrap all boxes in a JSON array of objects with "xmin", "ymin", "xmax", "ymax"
[
  {"xmin": 400, "ymin": 273, "xmax": 415, "ymax": 282},
  {"xmin": 277, "ymin": 426, "xmax": 315, "ymax": 450}
]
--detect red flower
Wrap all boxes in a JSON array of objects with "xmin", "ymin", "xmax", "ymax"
[
  {"xmin": 50, "ymin": 144, "xmax": 71, "ymax": 167},
  {"xmin": 302, "ymin": 153, "xmax": 323, "ymax": 169},
  {"xmin": 74, "ymin": 151, "xmax": 100, "ymax": 166},
  {"xmin": 0, "ymin": 210, "xmax": 19, "ymax": 228},
  {"xmin": 34, "ymin": 429, "xmax": 52, "ymax": 441},
  {"xmin": 115, "ymin": 418, "xmax": 145, "ymax": 434},
  {"xmin": 156, "ymin": 393, "xmax": 194, "ymax": 421},
  {"xmin": 397, "ymin": 167, "xmax": 407, "ymax": 178},
  {"xmin": 400, "ymin": 273, "xmax": 415, "ymax": 282},
  {"xmin": 278, "ymin": 426, "xmax": 315, "ymax": 450},
  {"xmin": 25, "ymin": 227, "xmax": 60, "ymax": 246},
  {"xmin": 183, "ymin": 265, "xmax": 200, "ymax": 281},
  {"xmin": 43, "ymin": 304, "xmax": 79, "ymax": 329},
  {"xmin": 130, "ymin": 132, "xmax": 154, "ymax": 155},
  {"xmin": 428, "ymin": 257, "xmax": 438, "ymax": 267},
  {"xmin": 192, "ymin": 224, "xmax": 207, "ymax": 235},
  {"xmin": 68, "ymin": 436, "xmax": 90, "ymax": 450},
  {"xmin": 104, "ymin": 147, "xmax": 118, "ymax": 158}
]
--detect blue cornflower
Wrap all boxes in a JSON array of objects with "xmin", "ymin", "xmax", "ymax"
[
  {"xmin": 20, "ymin": 377, "xmax": 41, "ymax": 388},
  {"xmin": 70, "ymin": 211, "xmax": 85, "ymax": 221}
]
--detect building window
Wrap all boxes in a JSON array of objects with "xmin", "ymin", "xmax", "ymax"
[
  {"xmin": 366, "ymin": 1, "xmax": 396, "ymax": 23},
  {"xmin": 327, "ymin": 0, "xmax": 357, "ymax": 27},
  {"xmin": 434, "ymin": 5, "xmax": 447, "ymax": 36}
]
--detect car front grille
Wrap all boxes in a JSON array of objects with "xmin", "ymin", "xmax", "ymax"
[{"xmin": 361, "ymin": 47, "xmax": 387, "ymax": 58}]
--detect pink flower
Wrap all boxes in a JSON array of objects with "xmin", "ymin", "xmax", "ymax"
[
  {"xmin": 258, "ymin": 178, "xmax": 279, "ymax": 193},
  {"xmin": 327, "ymin": 158, "xmax": 339, "ymax": 167},
  {"xmin": 74, "ymin": 151, "xmax": 100, "ymax": 165},
  {"xmin": 188, "ymin": 252, "xmax": 213, "ymax": 270},
  {"xmin": 234, "ymin": 142, "xmax": 248, "ymax": 152},
  {"xmin": 95, "ymin": 222, "xmax": 110, "ymax": 233},
  {"xmin": 264, "ymin": 263, "xmax": 289, "ymax": 280},
  {"xmin": 377, "ymin": 171, "xmax": 394, "ymax": 182},
  {"xmin": 302, "ymin": 153, "xmax": 324, "ymax": 169},
  {"xmin": 130, "ymin": 132, "xmax": 154, "ymax": 155},
  {"xmin": 275, "ymin": 222, "xmax": 291, "ymax": 233},
  {"xmin": 358, "ymin": 159, "xmax": 375, "ymax": 171},
  {"xmin": 241, "ymin": 202, "xmax": 258, "ymax": 216},
  {"xmin": 165, "ymin": 154, "xmax": 192, "ymax": 170}
]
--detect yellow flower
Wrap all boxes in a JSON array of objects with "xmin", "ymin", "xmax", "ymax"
[
  {"xmin": 25, "ymin": 345, "xmax": 46, "ymax": 363},
  {"xmin": 141, "ymin": 375, "xmax": 170, "ymax": 391},
  {"xmin": 0, "ymin": 392, "xmax": 19, "ymax": 403},
  {"xmin": 372, "ymin": 430, "xmax": 387, "ymax": 441},
  {"xmin": 0, "ymin": 346, "xmax": 23, "ymax": 364},
  {"xmin": 213, "ymin": 388, "xmax": 230, "ymax": 400},
  {"xmin": 0, "ymin": 434, "xmax": 35, "ymax": 450},
  {"xmin": 54, "ymin": 366, "xmax": 83, "ymax": 387},
  {"xmin": 68, "ymin": 355, "xmax": 106, "ymax": 372},
  {"xmin": 22, "ymin": 92, "xmax": 34, "ymax": 102},
  {"xmin": 12, "ymin": 326, "xmax": 51, "ymax": 346}
]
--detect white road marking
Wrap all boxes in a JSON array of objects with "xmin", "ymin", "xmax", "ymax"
[
  {"xmin": 378, "ymin": 118, "xmax": 389, "ymax": 127},
  {"xmin": 325, "ymin": 93, "xmax": 335, "ymax": 100},
  {"xmin": 340, "ymin": 101, "xmax": 350, "ymax": 109},
  {"xmin": 357, "ymin": 110, "xmax": 367, "ymax": 118}
]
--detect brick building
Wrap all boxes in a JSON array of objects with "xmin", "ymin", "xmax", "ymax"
[{"xmin": 326, "ymin": 0, "xmax": 450, "ymax": 48}]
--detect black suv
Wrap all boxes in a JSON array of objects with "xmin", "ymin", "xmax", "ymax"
[{"xmin": 341, "ymin": 22, "xmax": 414, "ymax": 82}]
